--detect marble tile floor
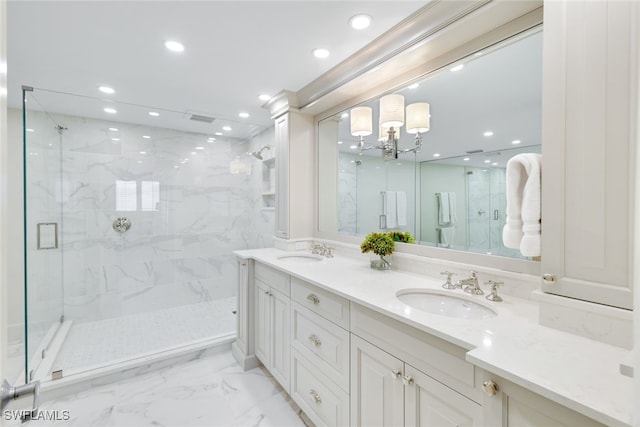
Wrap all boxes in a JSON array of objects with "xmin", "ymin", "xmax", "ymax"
[
  {"xmin": 6, "ymin": 348, "xmax": 308, "ymax": 427},
  {"xmin": 51, "ymin": 297, "xmax": 237, "ymax": 375}
]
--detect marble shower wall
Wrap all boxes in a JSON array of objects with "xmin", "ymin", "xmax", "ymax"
[{"xmin": 25, "ymin": 109, "xmax": 274, "ymax": 324}]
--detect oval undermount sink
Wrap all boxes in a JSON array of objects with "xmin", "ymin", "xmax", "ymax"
[
  {"xmin": 276, "ymin": 253, "xmax": 324, "ymax": 263},
  {"xmin": 396, "ymin": 289, "xmax": 497, "ymax": 319}
]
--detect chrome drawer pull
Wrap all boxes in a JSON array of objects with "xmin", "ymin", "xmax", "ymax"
[
  {"xmin": 309, "ymin": 389, "xmax": 322, "ymax": 404},
  {"xmin": 308, "ymin": 334, "xmax": 322, "ymax": 347},
  {"xmin": 307, "ymin": 294, "xmax": 320, "ymax": 305}
]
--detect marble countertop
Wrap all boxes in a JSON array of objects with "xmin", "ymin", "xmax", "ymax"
[{"xmin": 235, "ymin": 248, "xmax": 633, "ymax": 427}]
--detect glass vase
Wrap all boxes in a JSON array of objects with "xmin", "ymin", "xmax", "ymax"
[{"xmin": 370, "ymin": 254, "xmax": 392, "ymax": 270}]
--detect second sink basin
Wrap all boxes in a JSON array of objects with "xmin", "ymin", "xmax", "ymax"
[
  {"xmin": 276, "ymin": 253, "xmax": 324, "ymax": 263},
  {"xmin": 396, "ymin": 289, "xmax": 497, "ymax": 319}
]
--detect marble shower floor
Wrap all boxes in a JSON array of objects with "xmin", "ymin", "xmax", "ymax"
[
  {"xmin": 6, "ymin": 348, "xmax": 307, "ymax": 427},
  {"xmin": 51, "ymin": 298, "xmax": 237, "ymax": 374}
]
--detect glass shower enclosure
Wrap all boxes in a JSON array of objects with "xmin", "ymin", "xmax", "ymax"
[{"xmin": 22, "ymin": 87, "xmax": 264, "ymax": 382}]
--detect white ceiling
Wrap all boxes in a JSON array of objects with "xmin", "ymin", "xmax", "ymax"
[
  {"xmin": 7, "ymin": 1, "xmax": 427, "ymax": 139},
  {"xmin": 334, "ymin": 28, "xmax": 543, "ymax": 164}
]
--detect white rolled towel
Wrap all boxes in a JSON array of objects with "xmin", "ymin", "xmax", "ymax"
[{"xmin": 502, "ymin": 153, "xmax": 542, "ymax": 256}]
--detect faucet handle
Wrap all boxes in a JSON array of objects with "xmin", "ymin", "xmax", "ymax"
[
  {"xmin": 325, "ymin": 247, "xmax": 334, "ymax": 258},
  {"xmin": 440, "ymin": 271, "xmax": 457, "ymax": 289},
  {"xmin": 484, "ymin": 280, "xmax": 504, "ymax": 302},
  {"xmin": 469, "ymin": 270, "xmax": 478, "ymax": 278}
]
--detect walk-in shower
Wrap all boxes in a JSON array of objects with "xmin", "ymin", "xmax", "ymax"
[{"xmin": 19, "ymin": 87, "xmax": 270, "ymax": 383}]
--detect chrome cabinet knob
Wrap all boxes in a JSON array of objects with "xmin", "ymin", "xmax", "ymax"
[
  {"xmin": 543, "ymin": 273, "xmax": 557, "ymax": 284},
  {"xmin": 391, "ymin": 369, "xmax": 402, "ymax": 379},
  {"xmin": 309, "ymin": 389, "xmax": 322, "ymax": 404},
  {"xmin": 308, "ymin": 334, "xmax": 322, "ymax": 347},
  {"xmin": 482, "ymin": 380, "xmax": 499, "ymax": 396},
  {"xmin": 402, "ymin": 375, "xmax": 414, "ymax": 386},
  {"xmin": 307, "ymin": 294, "xmax": 320, "ymax": 305}
]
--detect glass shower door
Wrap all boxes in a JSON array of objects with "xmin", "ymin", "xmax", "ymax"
[{"xmin": 23, "ymin": 88, "xmax": 64, "ymax": 382}]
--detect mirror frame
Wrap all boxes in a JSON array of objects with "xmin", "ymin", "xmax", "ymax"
[{"xmin": 312, "ymin": 2, "xmax": 543, "ymax": 275}]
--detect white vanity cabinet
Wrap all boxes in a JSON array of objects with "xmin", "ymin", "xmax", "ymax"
[
  {"xmin": 253, "ymin": 263, "xmax": 291, "ymax": 392},
  {"xmin": 481, "ymin": 374, "xmax": 606, "ymax": 427},
  {"xmin": 541, "ymin": 0, "xmax": 638, "ymax": 309},
  {"xmin": 351, "ymin": 335, "xmax": 482, "ymax": 427},
  {"xmin": 289, "ymin": 278, "xmax": 351, "ymax": 427},
  {"xmin": 350, "ymin": 304, "xmax": 482, "ymax": 427}
]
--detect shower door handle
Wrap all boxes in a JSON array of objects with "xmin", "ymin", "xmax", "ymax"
[{"xmin": 493, "ymin": 210, "xmax": 499, "ymax": 220}]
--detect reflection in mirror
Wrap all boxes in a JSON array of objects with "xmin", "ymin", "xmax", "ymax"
[{"xmin": 318, "ymin": 27, "xmax": 542, "ymax": 260}]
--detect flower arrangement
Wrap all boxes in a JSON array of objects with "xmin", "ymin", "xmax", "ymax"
[
  {"xmin": 360, "ymin": 231, "xmax": 416, "ymax": 270},
  {"xmin": 387, "ymin": 231, "xmax": 416, "ymax": 244},
  {"xmin": 360, "ymin": 232, "xmax": 395, "ymax": 270}
]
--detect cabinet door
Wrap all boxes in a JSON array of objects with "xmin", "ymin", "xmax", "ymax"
[
  {"xmin": 482, "ymin": 375, "xmax": 606, "ymax": 427},
  {"xmin": 270, "ymin": 289, "xmax": 290, "ymax": 392},
  {"xmin": 541, "ymin": 0, "xmax": 637, "ymax": 309},
  {"xmin": 254, "ymin": 279, "xmax": 271, "ymax": 367},
  {"xmin": 351, "ymin": 335, "xmax": 404, "ymax": 427},
  {"xmin": 404, "ymin": 364, "xmax": 481, "ymax": 427},
  {"xmin": 274, "ymin": 113, "xmax": 289, "ymax": 238}
]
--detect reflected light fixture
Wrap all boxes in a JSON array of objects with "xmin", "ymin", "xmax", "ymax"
[{"xmin": 350, "ymin": 94, "xmax": 430, "ymax": 160}]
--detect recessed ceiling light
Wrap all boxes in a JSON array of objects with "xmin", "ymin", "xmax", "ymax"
[
  {"xmin": 108, "ymin": 127, "xmax": 119, "ymax": 131},
  {"xmin": 349, "ymin": 145, "xmax": 358, "ymax": 149},
  {"xmin": 26, "ymin": 128, "xmax": 34, "ymax": 132},
  {"xmin": 238, "ymin": 112, "xmax": 249, "ymax": 118},
  {"xmin": 191, "ymin": 152, "xmax": 197, "ymax": 155},
  {"xmin": 492, "ymin": 162, "xmax": 498, "ymax": 166},
  {"xmin": 433, "ymin": 153, "xmax": 441, "ymax": 157},
  {"xmin": 483, "ymin": 131, "xmax": 494, "ymax": 137},
  {"xmin": 312, "ymin": 48, "xmax": 330, "ymax": 59},
  {"xmin": 104, "ymin": 107, "xmax": 117, "ymax": 114},
  {"xmin": 140, "ymin": 151, "xmax": 146, "ymax": 155},
  {"xmin": 408, "ymin": 83, "xmax": 419, "ymax": 90},
  {"xmin": 215, "ymin": 132, "xmax": 223, "ymax": 136},
  {"xmin": 450, "ymin": 64, "xmax": 464, "ymax": 72},
  {"xmin": 207, "ymin": 137, "xmax": 216, "ymax": 142},
  {"xmin": 341, "ymin": 113, "xmax": 348, "ymax": 119},
  {"xmin": 484, "ymin": 159, "xmax": 491, "ymax": 164},
  {"xmin": 511, "ymin": 139, "xmax": 521, "ymax": 145},
  {"xmin": 195, "ymin": 146, "xmax": 205, "ymax": 150},
  {"xmin": 137, "ymin": 160, "xmax": 143, "ymax": 164},
  {"xmin": 349, "ymin": 14, "xmax": 372, "ymax": 30},
  {"xmin": 98, "ymin": 86, "xmax": 115, "ymax": 94},
  {"xmin": 112, "ymin": 138, "xmax": 120, "ymax": 141},
  {"xmin": 222, "ymin": 126, "xmax": 232, "ymax": 131},
  {"xmin": 337, "ymin": 141, "xmax": 343, "ymax": 145},
  {"xmin": 258, "ymin": 94, "xmax": 271, "ymax": 102},
  {"xmin": 164, "ymin": 40, "xmax": 184, "ymax": 52},
  {"xmin": 174, "ymin": 165, "xmax": 179, "ymax": 169},
  {"xmin": 463, "ymin": 157, "xmax": 470, "ymax": 161},
  {"xmin": 142, "ymin": 135, "xmax": 151, "ymax": 139},
  {"xmin": 149, "ymin": 111, "xmax": 159, "ymax": 117}
]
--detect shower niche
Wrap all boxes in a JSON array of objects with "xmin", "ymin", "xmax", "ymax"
[{"xmin": 261, "ymin": 156, "xmax": 276, "ymax": 210}]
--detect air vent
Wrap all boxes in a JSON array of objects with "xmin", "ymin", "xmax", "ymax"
[{"xmin": 189, "ymin": 114, "xmax": 215, "ymax": 123}]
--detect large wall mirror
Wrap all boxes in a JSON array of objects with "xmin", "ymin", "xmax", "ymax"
[{"xmin": 318, "ymin": 26, "xmax": 542, "ymax": 261}]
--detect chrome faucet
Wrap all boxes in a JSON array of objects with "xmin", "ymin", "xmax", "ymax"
[
  {"xmin": 311, "ymin": 243, "xmax": 334, "ymax": 258},
  {"xmin": 456, "ymin": 270, "xmax": 484, "ymax": 295}
]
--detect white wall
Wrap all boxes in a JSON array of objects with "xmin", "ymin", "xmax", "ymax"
[{"xmin": 0, "ymin": 0, "xmax": 9, "ymax": 385}]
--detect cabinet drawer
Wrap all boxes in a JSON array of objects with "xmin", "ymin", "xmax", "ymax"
[
  {"xmin": 291, "ymin": 349, "xmax": 350, "ymax": 427},
  {"xmin": 291, "ymin": 277, "xmax": 349, "ymax": 329},
  {"xmin": 255, "ymin": 262, "xmax": 289, "ymax": 295},
  {"xmin": 291, "ymin": 302, "xmax": 350, "ymax": 392},
  {"xmin": 351, "ymin": 303, "xmax": 481, "ymax": 403}
]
